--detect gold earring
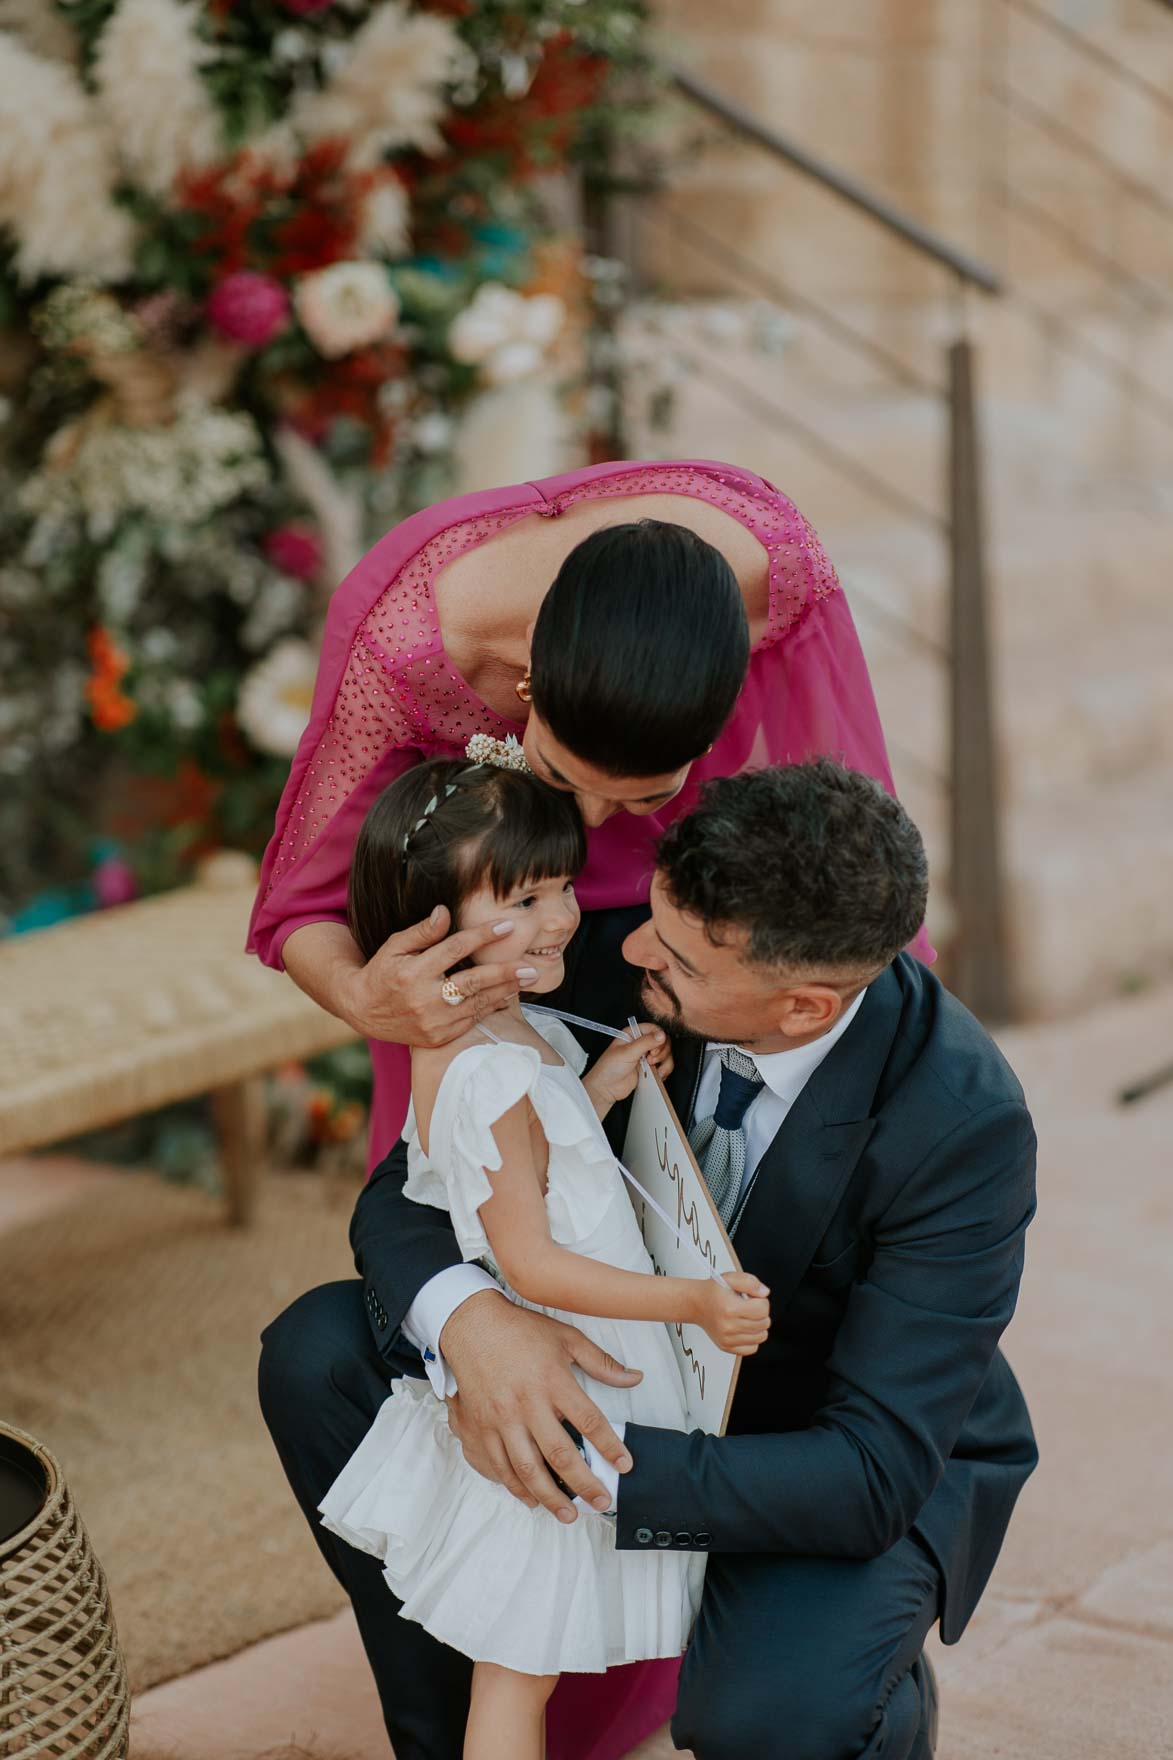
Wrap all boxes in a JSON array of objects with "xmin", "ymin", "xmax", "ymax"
[{"xmin": 515, "ymin": 668, "xmax": 532, "ymax": 705}]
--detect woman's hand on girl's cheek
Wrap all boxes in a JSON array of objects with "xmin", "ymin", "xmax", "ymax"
[{"xmin": 342, "ymin": 907, "xmax": 533, "ymax": 1047}]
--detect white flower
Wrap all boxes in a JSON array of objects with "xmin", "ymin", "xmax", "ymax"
[
  {"xmin": 272, "ymin": 29, "xmax": 309, "ymax": 65},
  {"xmin": 20, "ymin": 407, "xmax": 269, "ymax": 527},
  {"xmin": 294, "ymin": 261, "xmax": 401, "ymax": 359},
  {"xmin": 358, "ymin": 177, "xmax": 410, "ymax": 257},
  {"xmin": 140, "ymin": 627, "xmax": 179, "ymax": 663},
  {"xmin": 236, "ymin": 638, "xmax": 318, "ymax": 758},
  {"xmin": 448, "ymin": 285, "xmax": 565, "ymax": 384},
  {"xmin": 483, "ymin": 339, "xmax": 544, "ymax": 386},
  {"xmin": 465, "ymin": 733, "xmax": 530, "ymax": 773},
  {"xmin": 0, "ymin": 34, "xmax": 135, "ymax": 283},
  {"xmin": 166, "ymin": 679, "xmax": 204, "ymax": 731},
  {"xmin": 413, "ymin": 410, "xmax": 453, "ymax": 454},
  {"xmin": 0, "ymin": 0, "xmax": 79, "ymax": 65},
  {"xmin": 289, "ymin": 3, "xmax": 468, "ymax": 166},
  {"xmin": 92, "ymin": 0, "xmax": 221, "ymax": 195},
  {"xmin": 499, "ymin": 52, "xmax": 535, "ymax": 99},
  {"xmin": 240, "ymin": 575, "xmax": 302, "ymax": 653}
]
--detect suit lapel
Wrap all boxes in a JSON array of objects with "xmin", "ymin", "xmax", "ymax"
[
  {"xmin": 732, "ymin": 965, "xmax": 904, "ymax": 1307},
  {"xmin": 665, "ymin": 1035, "xmax": 704, "ymax": 1131}
]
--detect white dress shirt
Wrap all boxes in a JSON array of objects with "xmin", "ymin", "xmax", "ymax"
[{"xmin": 401, "ymin": 987, "xmax": 869, "ymax": 1509}]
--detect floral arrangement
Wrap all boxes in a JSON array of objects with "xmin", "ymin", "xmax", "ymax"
[{"xmin": 0, "ymin": 0, "xmax": 649, "ymax": 928}]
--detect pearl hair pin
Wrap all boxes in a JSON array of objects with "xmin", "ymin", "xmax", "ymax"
[{"xmin": 465, "ymin": 733, "xmax": 531, "ymax": 773}]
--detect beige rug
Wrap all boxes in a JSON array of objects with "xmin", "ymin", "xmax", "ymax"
[{"xmin": 0, "ymin": 1169, "xmax": 358, "ymax": 1692}]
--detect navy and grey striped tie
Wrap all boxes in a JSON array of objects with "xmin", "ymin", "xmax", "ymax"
[{"xmin": 689, "ymin": 1048, "xmax": 765, "ymax": 1228}]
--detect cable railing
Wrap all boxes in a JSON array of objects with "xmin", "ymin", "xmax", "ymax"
[
  {"xmin": 1003, "ymin": 0, "xmax": 1173, "ymax": 119},
  {"xmin": 583, "ymin": 59, "xmax": 1012, "ymax": 1021},
  {"xmin": 999, "ymin": 186, "xmax": 1172, "ymax": 318},
  {"xmin": 985, "ymin": 80, "xmax": 1173, "ymax": 225},
  {"xmin": 989, "ymin": 0, "xmax": 1173, "ymax": 438},
  {"xmin": 664, "ymin": 64, "xmax": 1005, "ymax": 296}
]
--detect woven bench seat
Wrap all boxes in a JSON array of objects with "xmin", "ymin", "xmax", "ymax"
[{"xmin": 0, "ymin": 871, "xmax": 358, "ymax": 1223}]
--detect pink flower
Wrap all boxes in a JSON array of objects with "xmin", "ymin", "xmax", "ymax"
[
  {"xmin": 207, "ymin": 272, "xmax": 290, "ymax": 347},
  {"xmin": 93, "ymin": 856, "xmax": 138, "ymax": 910},
  {"xmin": 278, "ymin": 0, "xmax": 334, "ymax": 12},
  {"xmin": 263, "ymin": 522, "xmax": 324, "ymax": 582}
]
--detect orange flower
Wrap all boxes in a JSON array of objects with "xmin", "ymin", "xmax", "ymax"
[
  {"xmin": 87, "ymin": 680, "xmax": 137, "ymax": 732},
  {"xmin": 330, "ymin": 1102, "xmax": 365, "ymax": 1144},
  {"xmin": 87, "ymin": 626, "xmax": 136, "ymax": 730},
  {"xmin": 88, "ymin": 626, "xmax": 130, "ymax": 681}
]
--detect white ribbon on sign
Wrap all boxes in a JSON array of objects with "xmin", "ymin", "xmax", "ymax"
[{"xmin": 525, "ymin": 1002, "xmax": 732, "ymax": 1290}]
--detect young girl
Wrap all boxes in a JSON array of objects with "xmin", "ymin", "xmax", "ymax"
[{"xmin": 318, "ymin": 744, "xmax": 770, "ymax": 1760}]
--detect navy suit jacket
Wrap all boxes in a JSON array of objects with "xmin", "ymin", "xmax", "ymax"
[{"xmin": 351, "ymin": 933, "xmax": 1037, "ymax": 1646}]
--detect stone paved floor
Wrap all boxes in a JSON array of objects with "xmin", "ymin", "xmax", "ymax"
[{"xmin": 6, "ymin": 983, "xmax": 1171, "ymax": 1759}]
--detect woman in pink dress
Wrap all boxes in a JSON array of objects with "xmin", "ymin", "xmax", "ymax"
[{"xmin": 252, "ymin": 457, "xmax": 931, "ymax": 1760}]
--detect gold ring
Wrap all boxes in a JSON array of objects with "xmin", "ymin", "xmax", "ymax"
[{"xmin": 441, "ymin": 978, "xmax": 464, "ymax": 1007}]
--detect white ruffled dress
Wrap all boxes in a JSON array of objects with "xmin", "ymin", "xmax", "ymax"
[{"xmin": 318, "ymin": 1012, "xmax": 704, "ymax": 1676}]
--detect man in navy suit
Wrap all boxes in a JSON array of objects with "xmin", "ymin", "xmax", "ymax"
[{"xmin": 259, "ymin": 760, "xmax": 1037, "ymax": 1759}]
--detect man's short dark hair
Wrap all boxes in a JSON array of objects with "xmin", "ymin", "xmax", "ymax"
[{"xmin": 656, "ymin": 760, "xmax": 928, "ymax": 975}]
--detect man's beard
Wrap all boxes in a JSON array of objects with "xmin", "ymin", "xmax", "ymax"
[{"xmin": 639, "ymin": 970, "xmax": 704, "ymax": 1043}]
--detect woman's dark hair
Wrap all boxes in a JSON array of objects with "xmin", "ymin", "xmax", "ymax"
[
  {"xmin": 347, "ymin": 759, "xmax": 587, "ymax": 961},
  {"xmin": 656, "ymin": 759, "xmax": 929, "ymax": 975},
  {"xmin": 530, "ymin": 520, "xmax": 750, "ymax": 778}
]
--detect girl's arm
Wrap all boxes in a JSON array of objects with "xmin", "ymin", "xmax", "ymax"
[{"xmin": 479, "ymin": 1102, "xmax": 769, "ymax": 1353}]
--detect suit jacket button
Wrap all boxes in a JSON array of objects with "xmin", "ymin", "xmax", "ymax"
[
  {"xmin": 654, "ymin": 1530, "xmax": 672, "ymax": 1547},
  {"xmin": 635, "ymin": 1527, "xmax": 653, "ymax": 1545},
  {"xmin": 694, "ymin": 1531, "xmax": 712, "ymax": 1548},
  {"xmin": 675, "ymin": 1531, "xmax": 692, "ymax": 1547}
]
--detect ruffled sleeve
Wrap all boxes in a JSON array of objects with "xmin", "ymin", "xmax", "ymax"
[
  {"xmin": 410, "ymin": 1043, "xmax": 541, "ymax": 1263},
  {"xmin": 407, "ymin": 1040, "xmax": 622, "ymax": 1264},
  {"xmin": 523, "ymin": 1010, "xmax": 589, "ymax": 1075}
]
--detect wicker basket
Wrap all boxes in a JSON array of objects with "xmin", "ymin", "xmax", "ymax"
[{"xmin": 0, "ymin": 1423, "xmax": 130, "ymax": 1759}]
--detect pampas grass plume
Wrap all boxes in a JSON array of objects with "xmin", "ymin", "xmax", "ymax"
[
  {"xmin": 291, "ymin": 2, "xmax": 468, "ymax": 166},
  {"xmin": 93, "ymin": 0, "xmax": 222, "ymax": 196},
  {"xmin": 0, "ymin": 34, "xmax": 136, "ymax": 283}
]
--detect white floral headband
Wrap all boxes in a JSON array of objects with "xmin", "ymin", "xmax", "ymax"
[
  {"xmin": 465, "ymin": 734, "xmax": 531, "ymax": 773},
  {"xmin": 401, "ymin": 736, "xmax": 532, "ymax": 854}
]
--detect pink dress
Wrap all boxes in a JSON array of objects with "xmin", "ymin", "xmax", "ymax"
[
  {"xmin": 249, "ymin": 458, "xmax": 931, "ymax": 1167},
  {"xmin": 247, "ymin": 458, "xmax": 932, "ymax": 1760}
]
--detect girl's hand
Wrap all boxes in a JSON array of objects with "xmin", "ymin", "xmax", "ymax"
[
  {"xmin": 583, "ymin": 1023, "xmax": 673, "ymax": 1118},
  {"xmin": 693, "ymin": 1272, "xmax": 771, "ymax": 1355}
]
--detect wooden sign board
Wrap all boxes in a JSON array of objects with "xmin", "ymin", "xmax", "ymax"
[{"xmin": 622, "ymin": 1060, "xmax": 741, "ymax": 1436}]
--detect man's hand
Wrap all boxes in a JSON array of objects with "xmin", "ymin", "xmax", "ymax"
[
  {"xmin": 441, "ymin": 1290, "xmax": 642, "ymax": 1523},
  {"xmin": 337, "ymin": 905, "xmax": 538, "ymax": 1046}
]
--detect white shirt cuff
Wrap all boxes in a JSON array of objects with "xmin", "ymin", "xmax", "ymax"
[
  {"xmin": 401, "ymin": 1264, "xmax": 501, "ymax": 1401},
  {"xmin": 576, "ymin": 1424, "xmax": 626, "ymax": 1516}
]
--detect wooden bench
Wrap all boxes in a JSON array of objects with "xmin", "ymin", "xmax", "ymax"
[{"xmin": 0, "ymin": 860, "xmax": 358, "ymax": 1223}]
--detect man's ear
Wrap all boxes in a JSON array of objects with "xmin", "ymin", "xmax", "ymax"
[{"xmin": 776, "ymin": 984, "xmax": 843, "ymax": 1039}]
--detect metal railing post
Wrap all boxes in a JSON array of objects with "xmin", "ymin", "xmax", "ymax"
[
  {"xmin": 581, "ymin": 124, "xmax": 628, "ymax": 464},
  {"xmin": 947, "ymin": 316, "xmax": 1012, "ymax": 1023}
]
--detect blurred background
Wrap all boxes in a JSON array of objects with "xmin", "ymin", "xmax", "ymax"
[{"xmin": 1, "ymin": 3, "xmax": 1170, "ymax": 1757}]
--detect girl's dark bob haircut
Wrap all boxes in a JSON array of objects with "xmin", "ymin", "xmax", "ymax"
[
  {"xmin": 530, "ymin": 519, "xmax": 750, "ymax": 779},
  {"xmin": 347, "ymin": 758, "xmax": 587, "ymax": 961}
]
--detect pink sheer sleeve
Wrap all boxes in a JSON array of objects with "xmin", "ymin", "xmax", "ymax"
[
  {"xmin": 246, "ymin": 482, "xmax": 541, "ymax": 968},
  {"xmin": 247, "ymin": 632, "xmax": 422, "ymax": 969}
]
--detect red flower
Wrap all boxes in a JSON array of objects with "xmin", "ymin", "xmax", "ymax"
[
  {"xmin": 174, "ymin": 141, "xmax": 384, "ymax": 283},
  {"xmin": 263, "ymin": 522, "xmax": 324, "ymax": 581},
  {"xmin": 207, "ymin": 271, "xmax": 290, "ymax": 346}
]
